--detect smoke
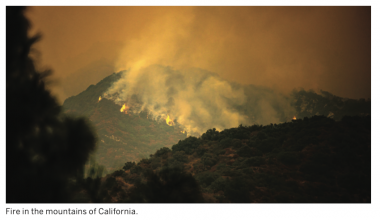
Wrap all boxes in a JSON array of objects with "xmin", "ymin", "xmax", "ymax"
[
  {"xmin": 26, "ymin": 7, "xmax": 370, "ymax": 102},
  {"xmin": 99, "ymin": 6, "xmax": 370, "ymax": 134},
  {"xmin": 113, "ymin": 7, "xmax": 196, "ymax": 73},
  {"xmin": 104, "ymin": 65, "xmax": 296, "ymax": 136},
  {"xmin": 101, "ymin": 7, "xmax": 298, "ymax": 135},
  {"xmin": 242, "ymin": 84, "xmax": 296, "ymax": 125}
]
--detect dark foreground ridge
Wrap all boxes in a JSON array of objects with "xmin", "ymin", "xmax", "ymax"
[{"xmin": 77, "ymin": 115, "xmax": 370, "ymax": 203}]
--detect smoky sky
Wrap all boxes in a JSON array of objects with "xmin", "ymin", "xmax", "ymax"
[{"xmin": 26, "ymin": 6, "xmax": 370, "ymax": 103}]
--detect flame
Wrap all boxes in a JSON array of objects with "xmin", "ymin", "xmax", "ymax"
[
  {"xmin": 120, "ymin": 104, "xmax": 126, "ymax": 112},
  {"xmin": 98, "ymin": 96, "xmax": 102, "ymax": 101},
  {"xmin": 166, "ymin": 115, "xmax": 174, "ymax": 126},
  {"xmin": 120, "ymin": 104, "xmax": 130, "ymax": 114},
  {"xmin": 292, "ymin": 116, "xmax": 297, "ymax": 120},
  {"xmin": 181, "ymin": 130, "xmax": 185, "ymax": 134}
]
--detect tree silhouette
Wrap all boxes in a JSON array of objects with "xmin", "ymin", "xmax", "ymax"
[{"xmin": 6, "ymin": 6, "xmax": 96, "ymax": 203}]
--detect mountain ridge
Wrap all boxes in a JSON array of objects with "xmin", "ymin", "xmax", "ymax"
[{"xmin": 62, "ymin": 69, "xmax": 371, "ymax": 203}]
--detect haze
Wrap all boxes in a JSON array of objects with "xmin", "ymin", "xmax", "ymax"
[{"xmin": 26, "ymin": 6, "xmax": 371, "ymax": 103}]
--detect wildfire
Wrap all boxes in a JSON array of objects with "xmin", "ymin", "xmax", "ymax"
[
  {"xmin": 166, "ymin": 115, "xmax": 174, "ymax": 126},
  {"xmin": 120, "ymin": 104, "xmax": 126, "ymax": 113},
  {"xmin": 98, "ymin": 96, "xmax": 102, "ymax": 102},
  {"xmin": 181, "ymin": 130, "xmax": 186, "ymax": 134},
  {"xmin": 120, "ymin": 104, "xmax": 130, "ymax": 114},
  {"xmin": 292, "ymin": 116, "xmax": 297, "ymax": 120}
]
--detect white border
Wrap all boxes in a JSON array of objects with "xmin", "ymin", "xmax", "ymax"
[{"xmin": 1, "ymin": 1, "xmax": 378, "ymax": 220}]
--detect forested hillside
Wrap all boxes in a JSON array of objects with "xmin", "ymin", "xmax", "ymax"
[{"xmin": 74, "ymin": 115, "xmax": 370, "ymax": 203}]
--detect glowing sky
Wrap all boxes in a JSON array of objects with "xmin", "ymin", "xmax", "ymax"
[{"xmin": 26, "ymin": 6, "xmax": 371, "ymax": 103}]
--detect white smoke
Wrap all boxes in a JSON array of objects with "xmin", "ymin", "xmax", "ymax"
[
  {"xmin": 104, "ymin": 65, "xmax": 249, "ymax": 135},
  {"xmin": 104, "ymin": 65, "xmax": 296, "ymax": 136}
]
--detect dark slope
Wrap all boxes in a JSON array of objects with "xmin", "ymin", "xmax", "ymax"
[
  {"xmin": 99, "ymin": 115, "xmax": 370, "ymax": 203},
  {"xmin": 291, "ymin": 89, "xmax": 371, "ymax": 121},
  {"xmin": 63, "ymin": 72, "xmax": 187, "ymax": 173}
]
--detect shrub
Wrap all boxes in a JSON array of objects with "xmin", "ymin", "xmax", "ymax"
[
  {"xmin": 130, "ymin": 165, "xmax": 143, "ymax": 174},
  {"xmin": 256, "ymin": 138, "xmax": 277, "ymax": 153},
  {"xmin": 231, "ymin": 139, "xmax": 243, "ymax": 149},
  {"xmin": 209, "ymin": 177, "xmax": 227, "ymax": 192},
  {"xmin": 150, "ymin": 157, "xmax": 161, "ymax": 169},
  {"xmin": 172, "ymin": 136, "xmax": 200, "ymax": 154},
  {"xmin": 201, "ymin": 128, "xmax": 220, "ymax": 141},
  {"xmin": 123, "ymin": 162, "xmax": 136, "ymax": 170},
  {"xmin": 113, "ymin": 170, "xmax": 125, "ymax": 177},
  {"xmin": 195, "ymin": 171, "xmax": 220, "ymax": 187},
  {"xmin": 219, "ymin": 138, "xmax": 233, "ymax": 148},
  {"xmin": 155, "ymin": 147, "xmax": 171, "ymax": 157},
  {"xmin": 168, "ymin": 159, "xmax": 185, "ymax": 170},
  {"xmin": 196, "ymin": 146, "xmax": 207, "ymax": 156},
  {"xmin": 201, "ymin": 153, "xmax": 218, "ymax": 167},
  {"xmin": 257, "ymin": 131, "xmax": 267, "ymax": 140},
  {"xmin": 212, "ymin": 147, "xmax": 225, "ymax": 156},
  {"xmin": 173, "ymin": 151, "xmax": 188, "ymax": 163},
  {"xmin": 277, "ymin": 152, "xmax": 300, "ymax": 165},
  {"xmin": 243, "ymin": 157, "xmax": 265, "ymax": 166},
  {"xmin": 237, "ymin": 146, "xmax": 254, "ymax": 157},
  {"xmin": 139, "ymin": 158, "xmax": 151, "ymax": 165}
]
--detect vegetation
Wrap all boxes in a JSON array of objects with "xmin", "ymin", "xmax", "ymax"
[
  {"xmin": 61, "ymin": 71, "xmax": 371, "ymax": 203},
  {"xmin": 291, "ymin": 89, "xmax": 370, "ymax": 121},
  {"xmin": 84, "ymin": 115, "xmax": 370, "ymax": 203},
  {"xmin": 63, "ymin": 76, "xmax": 187, "ymax": 173},
  {"xmin": 6, "ymin": 6, "xmax": 96, "ymax": 202},
  {"xmin": 62, "ymin": 66, "xmax": 370, "ymax": 176}
]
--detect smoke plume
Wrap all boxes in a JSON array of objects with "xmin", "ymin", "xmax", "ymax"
[{"xmin": 104, "ymin": 65, "xmax": 295, "ymax": 136}]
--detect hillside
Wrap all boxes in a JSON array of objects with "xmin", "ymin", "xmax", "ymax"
[
  {"xmin": 63, "ymin": 71, "xmax": 187, "ymax": 173},
  {"xmin": 62, "ymin": 70, "xmax": 371, "ymax": 175},
  {"xmin": 291, "ymin": 89, "xmax": 371, "ymax": 121},
  {"xmin": 91, "ymin": 115, "xmax": 370, "ymax": 203}
]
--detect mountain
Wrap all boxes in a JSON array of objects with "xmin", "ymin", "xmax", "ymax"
[
  {"xmin": 62, "ymin": 69, "xmax": 370, "ymax": 202},
  {"xmin": 95, "ymin": 115, "xmax": 371, "ymax": 203},
  {"xmin": 62, "ymin": 69, "xmax": 371, "ymax": 175},
  {"xmin": 63, "ymin": 71, "xmax": 187, "ymax": 174},
  {"xmin": 291, "ymin": 89, "xmax": 370, "ymax": 121}
]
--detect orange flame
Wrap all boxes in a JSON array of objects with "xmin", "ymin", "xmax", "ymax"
[
  {"xmin": 166, "ymin": 115, "xmax": 174, "ymax": 126},
  {"xmin": 292, "ymin": 116, "xmax": 297, "ymax": 120},
  {"xmin": 98, "ymin": 96, "xmax": 102, "ymax": 101},
  {"xmin": 120, "ymin": 104, "xmax": 126, "ymax": 112},
  {"xmin": 181, "ymin": 130, "xmax": 185, "ymax": 134}
]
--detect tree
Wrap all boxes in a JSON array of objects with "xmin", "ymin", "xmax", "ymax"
[{"xmin": 6, "ymin": 6, "xmax": 96, "ymax": 202}]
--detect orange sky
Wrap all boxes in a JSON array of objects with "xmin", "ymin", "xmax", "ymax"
[{"xmin": 25, "ymin": 6, "xmax": 371, "ymax": 103}]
